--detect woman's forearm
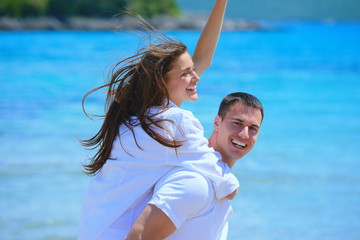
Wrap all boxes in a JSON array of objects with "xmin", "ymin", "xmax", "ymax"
[{"xmin": 192, "ymin": 0, "xmax": 228, "ymax": 76}]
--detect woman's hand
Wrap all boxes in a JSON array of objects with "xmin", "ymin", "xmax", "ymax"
[{"xmin": 225, "ymin": 188, "xmax": 238, "ymax": 200}]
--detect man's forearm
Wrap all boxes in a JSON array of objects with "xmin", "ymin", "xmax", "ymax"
[{"xmin": 126, "ymin": 204, "xmax": 176, "ymax": 240}]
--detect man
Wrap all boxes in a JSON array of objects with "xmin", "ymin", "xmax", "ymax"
[{"xmin": 126, "ymin": 92, "xmax": 264, "ymax": 240}]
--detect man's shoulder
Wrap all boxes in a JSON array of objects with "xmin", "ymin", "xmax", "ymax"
[
  {"xmin": 157, "ymin": 168, "xmax": 212, "ymax": 195},
  {"xmin": 166, "ymin": 167, "xmax": 210, "ymax": 180},
  {"xmin": 150, "ymin": 168, "xmax": 216, "ymax": 228}
]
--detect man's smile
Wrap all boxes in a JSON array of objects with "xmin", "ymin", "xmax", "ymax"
[{"xmin": 231, "ymin": 139, "xmax": 246, "ymax": 148}]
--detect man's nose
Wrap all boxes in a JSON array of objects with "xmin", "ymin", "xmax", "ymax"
[{"xmin": 238, "ymin": 127, "xmax": 249, "ymax": 138}]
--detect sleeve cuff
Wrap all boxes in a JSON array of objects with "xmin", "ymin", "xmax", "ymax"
[
  {"xmin": 148, "ymin": 196, "xmax": 182, "ymax": 229},
  {"xmin": 212, "ymin": 164, "xmax": 240, "ymax": 199}
]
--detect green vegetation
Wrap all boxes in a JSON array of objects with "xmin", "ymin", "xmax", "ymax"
[
  {"xmin": 0, "ymin": 0, "xmax": 48, "ymax": 17},
  {"xmin": 0, "ymin": 0, "xmax": 180, "ymax": 18},
  {"xmin": 129, "ymin": 0, "xmax": 180, "ymax": 18},
  {"xmin": 178, "ymin": 0, "xmax": 360, "ymax": 20}
]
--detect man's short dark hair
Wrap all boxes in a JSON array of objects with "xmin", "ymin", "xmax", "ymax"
[{"xmin": 218, "ymin": 92, "xmax": 264, "ymax": 122}]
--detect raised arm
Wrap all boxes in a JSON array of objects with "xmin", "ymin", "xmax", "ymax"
[{"xmin": 192, "ymin": 0, "xmax": 228, "ymax": 76}]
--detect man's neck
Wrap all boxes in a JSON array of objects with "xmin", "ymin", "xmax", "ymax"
[{"xmin": 208, "ymin": 132, "xmax": 235, "ymax": 168}]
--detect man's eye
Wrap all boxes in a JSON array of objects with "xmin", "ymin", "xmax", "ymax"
[{"xmin": 250, "ymin": 127, "xmax": 258, "ymax": 133}]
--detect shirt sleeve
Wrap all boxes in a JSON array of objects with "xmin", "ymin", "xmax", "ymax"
[
  {"xmin": 163, "ymin": 108, "xmax": 239, "ymax": 200},
  {"xmin": 148, "ymin": 169, "xmax": 212, "ymax": 229}
]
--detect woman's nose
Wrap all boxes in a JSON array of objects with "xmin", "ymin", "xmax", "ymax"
[{"xmin": 192, "ymin": 71, "xmax": 200, "ymax": 82}]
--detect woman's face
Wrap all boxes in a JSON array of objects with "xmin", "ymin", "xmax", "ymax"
[{"xmin": 165, "ymin": 52, "xmax": 200, "ymax": 107}]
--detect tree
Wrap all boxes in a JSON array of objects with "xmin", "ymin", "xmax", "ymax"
[
  {"xmin": 46, "ymin": 0, "xmax": 127, "ymax": 20},
  {"xmin": 116, "ymin": 0, "xmax": 180, "ymax": 18},
  {"xmin": 0, "ymin": 0, "xmax": 48, "ymax": 17},
  {"xmin": 0, "ymin": 0, "xmax": 180, "ymax": 19}
]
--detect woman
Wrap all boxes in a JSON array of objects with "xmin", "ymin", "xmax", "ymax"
[{"xmin": 78, "ymin": 1, "xmax": 237, "ymax": 239}]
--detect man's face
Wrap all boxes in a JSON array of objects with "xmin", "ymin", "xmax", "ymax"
[{"xmin": 213, "ymin": 102, "xmax": 262, "ymax": 165}]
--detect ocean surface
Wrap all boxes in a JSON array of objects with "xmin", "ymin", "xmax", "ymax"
[{"xmin": 1, "ymin": 22, "xmax": 359, "ymax": 240}]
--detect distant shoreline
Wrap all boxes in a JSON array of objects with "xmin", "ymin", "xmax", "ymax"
[{"xmin": 0, "ymin": 15, "xmax": 263, "ymax": 31}]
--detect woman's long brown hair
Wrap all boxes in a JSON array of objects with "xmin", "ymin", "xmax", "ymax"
[{"xmin": 81, "ymin": 22, "xmax": 187, "ymax": 175}]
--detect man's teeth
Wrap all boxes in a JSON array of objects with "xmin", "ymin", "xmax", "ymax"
[
  {"xmin": 232, "ymin": 140, "xmax": 246, "ymax": 148},
  {"xmin": 187, "ymin": 86, "xmax": 196, "ymax": 90}
]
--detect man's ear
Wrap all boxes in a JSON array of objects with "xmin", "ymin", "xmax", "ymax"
[{"xmin": 214, "ymin": 115, "xmax": 221, "ymax": 131}]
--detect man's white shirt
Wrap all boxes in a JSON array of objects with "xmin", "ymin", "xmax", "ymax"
[{"xmin": 100, "ymin": 168, "xmax": 233, "ymax": 240}]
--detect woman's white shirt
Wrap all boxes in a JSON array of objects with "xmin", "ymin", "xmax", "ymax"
[{"xmin": 78, "ymin": 102, "xmax": 239, "ymax": 240}]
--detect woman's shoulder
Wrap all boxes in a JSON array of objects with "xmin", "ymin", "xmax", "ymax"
[
  {"xmin": 158, "ymin": 106, "xmax": 196, "ymax": 122},
  {"xmin": 149, "ymin": 105, "xmax": 203, "ymax": 134}
]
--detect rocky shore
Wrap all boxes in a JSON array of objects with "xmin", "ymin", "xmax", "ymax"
[{"xmin": 0, "ymin": 14, "xmax": 262, "ymax": 31}]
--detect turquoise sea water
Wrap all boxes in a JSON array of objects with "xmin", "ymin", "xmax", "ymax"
[{"xmin": 1, "ymin": 22, "xmax": 359, "ymax": 240}]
